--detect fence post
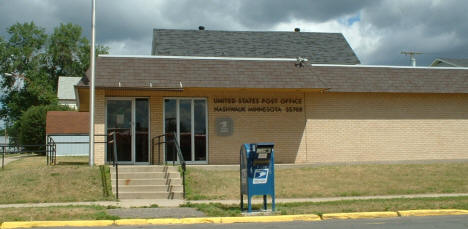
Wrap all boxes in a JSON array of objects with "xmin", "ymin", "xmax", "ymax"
[{"xmin": 2, "ymin": 146, "xmax": 4, "ymax": 169}]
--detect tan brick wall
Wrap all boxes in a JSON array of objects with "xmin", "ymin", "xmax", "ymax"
[
  {"xmin": 206, "ymin": 91, "xmax": 306, "ymax": 164},
  {"xmin": 100, "ymin": 89, "xmax": 306, "ymax": 164},
  {"xmin": 94, "ymin": 90, "xmax": 106, "ymax": 165},
  {"xmin": 91, "ymin": 89, "xmax": 468, "ymax": 165},
  {"xmin": 304, "ymin": 92, "xmax": 468, "ymax": 163}
]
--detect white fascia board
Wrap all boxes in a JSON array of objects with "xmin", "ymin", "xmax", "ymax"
[
  {"xmin": 99, "ymin": 54, "xmax": 297, "ymax": 62},
  {"xmin": 311, "ymin": 63, "xmax": 468, "ymax": 70}
]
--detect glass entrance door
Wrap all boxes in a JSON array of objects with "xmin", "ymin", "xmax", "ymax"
[
  {"xmin": 164, "ymin": 98, "xmax": 207, "ymax": 164},
  {"xmin": 106, "ymin": 98, "xmax": 149, "ymax": 164}
]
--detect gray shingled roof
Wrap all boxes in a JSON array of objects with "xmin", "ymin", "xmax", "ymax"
[
  {"xmin": 151, "ymin": 29, "xmax": 360, "ymax": 65},
  {"xmin": 77, "ymin": 56, "xmax": 468, "ymax": 94},
  {"xmin": 431, "ymin": 58, "xmax": 468, "ymax": 67}
]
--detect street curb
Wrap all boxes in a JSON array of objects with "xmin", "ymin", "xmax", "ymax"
[
  {"xmin": 322, "ymin": 211, "xmax": 398, "ymax": 220},
  {"xmin": 1, "ymin": 209, "xmax": 467, "ymax": 228},
  {"xmin": 398, "ymin": 209, "xmax": 468, "ymax": 217},
  {"xmin": 1, "ymin": 220, "xmax": 114, "ymax": 229},
  {"xmin": 220, "ymin": 214, "xmax": 321, "ymax": 224}
]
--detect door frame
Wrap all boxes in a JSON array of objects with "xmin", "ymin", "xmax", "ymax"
[
  {"xmin": 105, "ymin": 97, "xmax": 151, "ymax": 165},
  {"xmin": 163, "ymin": 97, "xmax": 208, "ymax": 164}
]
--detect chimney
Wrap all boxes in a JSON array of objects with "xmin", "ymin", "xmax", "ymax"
[
  {"xmin": 294, "ymin": 28, "xmax": 300, "ymax": 32},
  {"xmin": 199, "ymin": 26, "xmax": 205, "ymax": 30}
]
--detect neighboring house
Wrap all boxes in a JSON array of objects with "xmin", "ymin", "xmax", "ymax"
[
  {"xmin": 74, "ymin": 28, "xmax": 468, "ymax": 166},
  {"xmin": 46, "ymin": 111, "xmax": 89, "ymax": 156},
  {"xmin": 57, "ymin": 76, "xmax": 81, "ymax": 109},
  {"xmin": 0, "ymin": 135, "xmax": 9, "ymax": 145},
  {"xmin": 430, "ymin": 58, "xmax": 468, "ymax": 67}
]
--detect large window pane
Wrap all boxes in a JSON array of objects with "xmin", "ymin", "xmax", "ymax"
[
  {"xmin": 194, "ymin": 100, "xmax": 206, "ymax": 161},
  {"xmin": 107, "ymin": 100, "xmax": 132, "ymax": 162},
  {"xmin": 164, "ymin": 99, "xmax": 177, "ymax": 161},
  {"xmin": 164, "ymin": 98, "xmax": 207, "ymax": 163},
  {"xmin": 179, "ymin": 100, "xmax": 192, "ymax": 161},
  {"xmin": 135, "ymin": 99, "xmax": 149, "ymax": 163}
]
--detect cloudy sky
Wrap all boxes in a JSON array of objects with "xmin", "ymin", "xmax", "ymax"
[{"xmin": 0, "ymin": 0, "xmax": 467, "ymax": 66}]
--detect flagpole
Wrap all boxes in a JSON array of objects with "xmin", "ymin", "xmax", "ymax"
[{"xmin": 89, "ymin": 0, "xmax": 96, "ymax": 166}]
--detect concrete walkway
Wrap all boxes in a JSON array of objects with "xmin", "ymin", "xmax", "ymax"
[
  {"xmin": 0, "ymin": 193, "xmax": 467, "ymax": 209},
  {"xmin": 1, "ymin": 154, "xmax": 30, "ymax": 168}
]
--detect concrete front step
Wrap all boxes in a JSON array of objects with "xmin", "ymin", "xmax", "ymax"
[
  {"xmin": 109, "ymin": 165, "xmax": 184, "ymax": 200},
  {"xmin": 111, "ymin": 172, "xmax": 180, "ymax": 179},
  {"xmin": 117, "ymin": 191, "xmax": 183, "ymax": 199},
  {"xmin": 113, "ymin": 178, "xmax": 181, "ymax": 186},
  {"xmin": 112, "ymin": 185, "xmax": 183, "ymax": 192},
  {"xmin": 110, "ymin": 166, "xmax": 179, "ymax": 173}
]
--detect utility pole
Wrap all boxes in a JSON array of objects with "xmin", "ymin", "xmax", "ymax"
[
  {"xmin": 401, "ymin": 51, "xmax": 423, "ymax": 67},
  {"xmin": 89, "ymin": 0, "xmax": 96, "ymax": 166}
]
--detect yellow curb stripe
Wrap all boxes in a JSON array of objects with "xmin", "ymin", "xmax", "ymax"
[
  {"xmin": 146, "ymin": 217, "xmax": 221, "ymax": 225},
  {"xmin": 2, "ymin": 209, "xmax": 467, "ymax": 228},
  {"xmin": 221, "ymin": 214, "xmax": 321, "ymax": 224},
  {"xmin": 114, "ymin": 219, "xmax": 150, "ymax": 226},
  {"xmin": 322, "ymin": 211, "xmax": 398, "ymax": 220},
  {"xmin": 398, "ymin": 209, "xmax": 468, "ymax": 217},
  {"xmin": 1, "ymin": 220, "xmax": 114, "ymax": 229}
]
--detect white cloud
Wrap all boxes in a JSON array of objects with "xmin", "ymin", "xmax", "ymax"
[
  {"xmin": 1, "ymin": 0, "xmax": 467, "ymax": 65},
  {"xmin": 272, "ymin": 15, "xmax": 383, "ymax": 64},
  {"xmin": 104, "ymin": 38, "xmax": 152, "ymax": 55}
]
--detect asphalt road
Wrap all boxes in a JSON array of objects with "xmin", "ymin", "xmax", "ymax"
[{"xmin": 39, "ymin": 215, "xmax": 468, "ymax": 229}]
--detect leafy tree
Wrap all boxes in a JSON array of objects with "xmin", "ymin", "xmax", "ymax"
[
  {"xmin": 0, "ymin": 22, "xmax": 51, "ymax": 122},
  {"xmin": 17, "ymin": 104, "xmax": 70, "ymax": 152},
  {"xmin": 0, "ymin": 22, "xmax": 109, "ymax": 143},
  {"xmin": 47, "ymin": 23, "xmax": 109, "ymax": 89}
]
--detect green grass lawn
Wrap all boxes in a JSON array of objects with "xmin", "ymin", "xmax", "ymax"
[
  {"xmin": 186, "ymin": 162, "xmax": 468, "ymax": 200},
  {"xmin": 0, "ymin": 156, "xmax": 113, "ymax": 204},
  {"xmin": 183, "ymin": 196, "xmax": 468, "ymax": 217},
  {"xmin": 0, "ymin": 205, "xmax": 119, "ymax": 223}
]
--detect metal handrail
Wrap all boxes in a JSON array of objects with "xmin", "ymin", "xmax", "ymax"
[
  {"xmin": 107, "ymin": 131, "xmax": 119, "ymax": 199},
  {"xmin": 152, "ymin": 134, "xmax": 168, "ymax": 165},
  {"xmin": 171, "ymin": 132, "xmax": 186, "ymax": 199},
  {"xmin": 151, "ymin": 132, "xmax": 186, "ymax": 198},
  {"xmin": 46, "ymin": 136, "xmax": 57, "ymax": 165}
]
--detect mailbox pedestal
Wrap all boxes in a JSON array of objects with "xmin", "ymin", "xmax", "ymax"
[{"xmin": 240, "ymin": 143, "xmax": 275, "ymax": 212}]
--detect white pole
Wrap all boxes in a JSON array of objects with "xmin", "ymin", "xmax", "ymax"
[
  {"xmin": 411, "ymin": 54, "xmax": 416, "ymax": 67},
  {"xmin": 89, "ymin": 0, "xmax": 96, "ymax": 166}
]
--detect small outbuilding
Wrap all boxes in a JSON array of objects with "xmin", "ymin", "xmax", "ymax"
[{"xmin": 46, "ymin": 111, "xmax": 89, "ymax": 156}]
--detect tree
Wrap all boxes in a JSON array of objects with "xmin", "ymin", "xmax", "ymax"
[
  {"xmin": 47, "ymin": 23, "xmax": 109, "ymax": 89},
  {"xmin": 0, "ymin": 22, "xmax": 109, "ymax": 141},
  {"xmin": 17, "ymin": 104, "xmax": 70, "ymax": 152},
  {"xmin": 0, "ymin": 22, "xmax": 52, "ymax": 122}
]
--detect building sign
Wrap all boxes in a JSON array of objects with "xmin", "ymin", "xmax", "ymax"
[
  {"xmin": 216, "ymin": 118, "xmax": 233, "ymax": 136},
  {"xmin": 213, "ymin": 97, "xmax": 303, "ymax": 113}
]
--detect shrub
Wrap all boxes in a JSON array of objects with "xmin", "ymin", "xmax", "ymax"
[{"xmin": 18, "ymin": 104, "xmax": 70, "ymax": 154}]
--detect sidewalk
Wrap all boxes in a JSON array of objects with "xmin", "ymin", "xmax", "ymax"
[
  {"xmin": 1, "ymin": 154, "xmax": 29, "ymax": 168},
  {"xmin": 1, "ymin": 193, "xmax": 467, "ymax": 208}
]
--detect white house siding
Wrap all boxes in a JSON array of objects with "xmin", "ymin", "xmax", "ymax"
[
  {"xmin": 0, "ymin": 136, "xmax": 8, "ymax": 145},
  {"xmin": 49, "ymin": 135, "xmax": 89, "ymax": 156}
]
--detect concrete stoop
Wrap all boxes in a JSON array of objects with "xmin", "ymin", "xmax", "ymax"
[{"xmin": 110, "ymin": 165, "xmax": 183, "ymax": 200}]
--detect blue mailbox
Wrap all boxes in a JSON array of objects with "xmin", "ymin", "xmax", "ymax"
[{"xmin": 240, "ymin": 143, "xmax": 275, "ymax": 212}]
